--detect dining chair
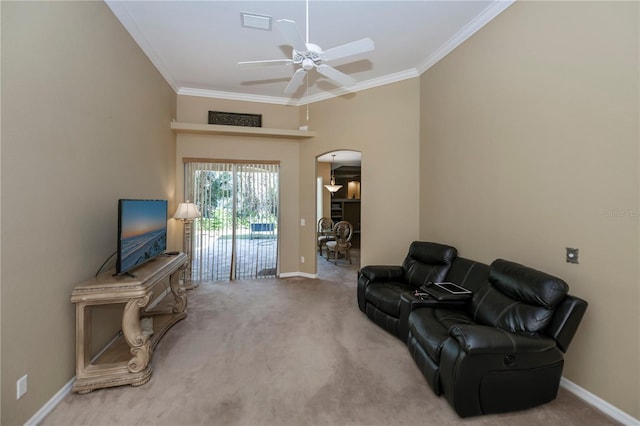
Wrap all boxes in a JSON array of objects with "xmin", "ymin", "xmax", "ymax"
[
  {"xmin": 317, "ymin": 217, "xmax": 335, "ymax": 254},
  {"xmin": 325, "ymin": 221, "xmax": 353, "ymax": 264}
]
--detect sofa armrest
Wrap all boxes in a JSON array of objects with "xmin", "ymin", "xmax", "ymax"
[
  {"xmin": 357, "ymin": 266, "xmax": 403, "ymax": 313},
  {"xmin": 545, "ymin": 295, "xmax": 588, "ymax": 353},
  {"xmin": 449, "ymin": 324, "xmax": 557, "ymax": 355},
  {"xmin": 359, "ymin": 265, "xmax": 404, "ymax": 282}
]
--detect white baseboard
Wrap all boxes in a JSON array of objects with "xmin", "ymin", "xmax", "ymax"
[
  {"xmin": 561, "ymin": 377, "xmax": 639, "ymax": 425},
  {"xmin": 24, "ymin": 377, "xmax": 74, "ymax": 426},
  {"xmin": 278, "ymin": 272, "xmax": 318, "ymax": 279},
  {"xmin": 25, "ymin": 332, "xmax": 122, "ymax": 425}
]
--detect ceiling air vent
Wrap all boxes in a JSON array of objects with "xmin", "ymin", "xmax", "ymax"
[{"xmin": 241, "ymin": 12, "xmax": 272, "ymax": 31}]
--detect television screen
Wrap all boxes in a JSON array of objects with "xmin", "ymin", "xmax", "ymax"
[{"xmin": 117, "ymin": 199, "xmax": 168, "ymax": 274}]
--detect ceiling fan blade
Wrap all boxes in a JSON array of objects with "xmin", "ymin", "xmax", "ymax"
[
  {"xmin": 276, "ymin": 19, "xmax": 307, "ymax": 52},
  {"xmin": 284, "ymin": 68, "xmax": 307, "ymax": 95},
  {"xmin": 238, "ymin": 59, "xmax": 294, "ymax": 68},
  {"xmin": 316, "ymin": 64, "xmax": 357, "ymax": 88},
  {"xmin": 322, "ymin": 38, "xmax": 375, "ymax": 62}
]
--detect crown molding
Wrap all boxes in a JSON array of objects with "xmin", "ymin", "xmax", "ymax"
[
  {"xmin": 417, "ymin": 0, "xmax": 515, "ymax": 74},
  {"xmin": 297, "ymin": 68, "xmax": 420, "ymax": 105},
  {"xmin": 178, "ymin": 68, "xmax": 420, "ymax": 106},
  {"xmin": 105, "ymin": 1, "xmax": 179, "ymax": 93},
  {"xmin": 177, "ymin": 87, "xmax": 297, "ymax": 106}
]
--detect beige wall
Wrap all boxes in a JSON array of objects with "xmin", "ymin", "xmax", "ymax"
[
  {"xmin": 300, "ymin": 79, "xmax": 421, "ymax": 273},
  {"xmin": 317, "ymin": 162, "xmax": 331, "ymax": 221},
  {"xmin": 175, "ymin": 96, "xmax": 301, "ymax": 274},
  {"xmin": 177, "ymin": 81, "xmax": 422, "ymax": 276},
  {"xmin": 2, "ymin": 1, "xmax": 637, "ymax": 423},
  {"xmin": 1, "ymin": 2, "xmax": 177, "ymax": 424},
  {"xmin": 420, "ymin": 1, "xmax": 639, "ymax": 418}
]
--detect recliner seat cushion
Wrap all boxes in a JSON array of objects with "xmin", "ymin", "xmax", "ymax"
[
  {"xmin": 408, "ymin": 308, "xmax": 475, "ymax": 364},
  {"xmin": 365, "ymin": 281, "xmax": 409, "ymax": 316}
]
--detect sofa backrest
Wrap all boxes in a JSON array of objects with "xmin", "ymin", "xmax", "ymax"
[
  {"xmin": 471, "ymin": 259, "xmax": 569, "ymax": 334},
  {"xmin": 444, "ymin": 257, "xmax": 490, "ymax": 294},
  {"xmin": 401, "ymin": 241, "xmax": 457, "ymax": 289}
]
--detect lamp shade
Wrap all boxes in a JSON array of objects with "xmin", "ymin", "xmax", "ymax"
[
  {"xmin": 173, "ymin": 202, "xmax": 201, "ymax": 220},
  {"xmin": 324, "ymin": 179, "xmax": 343, "ymax": 193}
]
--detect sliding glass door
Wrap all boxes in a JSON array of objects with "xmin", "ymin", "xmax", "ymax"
[{"xmin": 185, "ymin": 160, "xmax": 279, "ymax": 282}]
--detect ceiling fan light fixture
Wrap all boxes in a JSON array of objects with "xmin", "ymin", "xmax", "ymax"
[
  {"xmin": 302, "ymin": 58, "xmax": 315, "ymax": 70},
  {"xmin": 241, "ymin": 12, "xmax": 272, "ymax": 31}
]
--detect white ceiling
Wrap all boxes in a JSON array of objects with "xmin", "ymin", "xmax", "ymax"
[{"xmin": 106, "ymin": 0, "xmax": 513, "ymax": 106}]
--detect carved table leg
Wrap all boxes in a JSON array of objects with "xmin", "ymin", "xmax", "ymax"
[
  {"xmin": 171, "ymin": 263, "xmax": 188, "ymax": 314},
  {"xmin": 122, "ymin": 294, "xmax": 152, "ymax": 374}
]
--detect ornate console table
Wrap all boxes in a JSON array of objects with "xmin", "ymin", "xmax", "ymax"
[{"xmin": 71, "ymin": 253, "xmax": 188, "ymax": 393}]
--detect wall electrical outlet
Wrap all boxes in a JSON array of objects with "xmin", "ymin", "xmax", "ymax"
[
  {"xmin": 566, "ymin": 247, "xmax": 579, "ymax": 264},
  {"xmin": 301, "ymin": 256, "xmax": 305, "ymax": 263},
  {"xmin": 300, "ymin": 218, "xmax": 305, "ymax": 226},
  {"xmin": 17, "ymin": 374, "xmax": 27, "ymax": 399}
]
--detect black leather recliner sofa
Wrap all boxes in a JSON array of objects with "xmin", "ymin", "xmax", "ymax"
[
  {"xmin": 357, "ymin": 242, "xmax": 588, "ymax": 417},
  {"xmin": 357, "ymin": 241, "xmax": 457, "ymax": 337}
]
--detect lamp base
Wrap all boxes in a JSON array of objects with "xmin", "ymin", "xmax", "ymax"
[{"xmin": 181, "ymin": 221, "xmax": 197, "ymax": 289}]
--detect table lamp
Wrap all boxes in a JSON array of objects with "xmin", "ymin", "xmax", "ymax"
[{"xmin": 173, "ymin": 201, "xmax": 201, "ymax": 289}]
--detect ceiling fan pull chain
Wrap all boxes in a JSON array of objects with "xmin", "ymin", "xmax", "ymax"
[{"xmin": 306, "ymin": 78, "xmax": 310, "ymax": 121}]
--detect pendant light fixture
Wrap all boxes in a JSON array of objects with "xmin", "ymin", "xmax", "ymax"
[{"xmin": 324, "ymin": 154, "xmax": 343, "ymax": 195}]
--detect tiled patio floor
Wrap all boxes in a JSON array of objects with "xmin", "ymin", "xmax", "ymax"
[
  {"xmin": 191, "ymin": 230, "xmax": 360, "ymax": 282},
  {"xmin": 192, "ymin": 231, "xmax": 278, "ymax": 281}
]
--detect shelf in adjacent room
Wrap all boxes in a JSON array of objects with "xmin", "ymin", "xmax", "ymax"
[{"xmin": 170, "ymin": 122, "xmax": 316, "ymax": 139}]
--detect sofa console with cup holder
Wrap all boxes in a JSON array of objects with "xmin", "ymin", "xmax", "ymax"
[{"xmin": 357, "ymin": 241, "xmax": 588, "ymax": 417}]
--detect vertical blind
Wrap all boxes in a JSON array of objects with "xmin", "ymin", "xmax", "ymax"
[{"xmin": 184, "ymin": 160, "xmax": 279, "ymax": 282}]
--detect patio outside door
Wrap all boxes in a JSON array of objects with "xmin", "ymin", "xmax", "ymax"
[{"xmin": 185, "ymin": 160, "xmax": 279, "ymax": 282}]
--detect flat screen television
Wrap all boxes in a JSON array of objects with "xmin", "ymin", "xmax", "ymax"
[{"xmin": 116, "ymin": 199, "xmax": 168, "ymax": 275}]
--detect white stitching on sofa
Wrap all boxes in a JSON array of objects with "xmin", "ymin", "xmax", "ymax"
[
  {"xmin": 473, "ymin": 287, "xmax": 491, "ymax": 321},
  {"xmin": 459, "ymin": 263, "xmax": 476, "ymax": 287},
  {"xmin": 497, "ymin": 328, "xmax": 517, "ymax": 352}
]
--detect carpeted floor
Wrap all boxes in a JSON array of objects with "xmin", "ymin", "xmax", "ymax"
[{"xmin": 42, "ymin": 251, "xmax": 619, "ymax": 425}]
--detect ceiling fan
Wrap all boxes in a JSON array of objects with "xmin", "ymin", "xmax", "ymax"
[{"xmin": 239, "ymin": 2, "xmax": 374, "ymax": 95}]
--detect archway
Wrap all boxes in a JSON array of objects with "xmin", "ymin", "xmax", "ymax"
[{"xmin": 315, "ymin": 150, "xmax": 361, "ymax": 276}]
